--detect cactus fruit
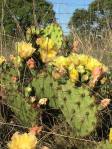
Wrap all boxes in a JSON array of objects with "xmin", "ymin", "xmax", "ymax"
[
  {"xmin": 32, "ymin": 71, "xmax": 99, "ymax": 137},
  {"xmin": 43, "ymin": 23, "xmax": 63, "ymax": 49}
]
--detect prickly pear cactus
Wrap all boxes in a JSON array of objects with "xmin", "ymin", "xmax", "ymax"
[
  {"xmin": 32, "ymin": 71, "xmax": 58, "ymax": 108},
  {"xmin": 43, "ymin": 23, "xmax": 63, "ymax": 49},
  {"xmin": 56, "ymin": 81, "xmax": 98, "ymax": 137},
  {"xmin": 1, "ymin": 64, "xmax": 38, "ymax": 127},
  {"xmin": 8, "ymin": 92, "xmax": 38, "ymax": 127},
  {"xmin": 32, "ymin": 71, "xmax": 99, "ymax": 137}
]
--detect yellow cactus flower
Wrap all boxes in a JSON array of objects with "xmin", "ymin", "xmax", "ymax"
[
  {"xmin": 67, "ymin": 53, "xmax": 80, "ymax": 66},
  {"xmin": 36, "ymin": 37, "xmax": 57, "ymax": 51},
  {"xmin": 16, "ymin": 41, "xmax": 36, "ymax": 59},
  {"xmin": 78, "ymin": 54, "xmax": 108, "ymax": 72},
  {"xmin": 0, "ymin": 56, "xmax": 6, "ymax": 65},
  {"xmin": 36, "ymin": 37, "xmax": 59, "ymax": 63},
  {"xmin": 69, "ymin": 65, "xmax": 79, "ymax": 83},
  {"xmin": 26, "ymin": 26, "xmax": 39, "ymax": 36},
  {"xmin": 109, "ymin": 128, "xmax": 112, "ymax": 143},
  {"xmin": 7, "ymin": 132, "xmax": 38, "ymax": 149},
  {"xmin": 51, "ymin": 56, "xmax": 68, "ymax": 68},
  {"xmin": 78, "ymin": 54, "xmax": 90, "ymax": 66},
  {"xmin": 40, "ymin": 49, "xmax": 57, "ymax": 63},
  {"xmin": 85, "ymin": 58, "xmax": 102, "ymax": 71}
]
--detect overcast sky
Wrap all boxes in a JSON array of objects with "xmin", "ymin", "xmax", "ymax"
[{"xmin": 48, "ymin": 0, "xmax": 94, "ymax": 33}]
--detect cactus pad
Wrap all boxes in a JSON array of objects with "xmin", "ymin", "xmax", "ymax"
[
  {"xmin": 56, "ymin": 81, "xmax": 98, "ymax": 137},
  {"xmin": 32, "ymin": 72, "xmax": 58, "ymax": 108},
  {"xmin": 8, "ymin": 92, "xmax": 38, "ymax": 127},
  {"xmin": 32, "ymin": 71, "xmax": 98, "ymax": 137},
  {"xmin": 1, "ymin": 65, "xmax": 38, "ymax": 127},
  {"xmin": 43, "ymin": 23, "xmax": 63, "ymax": 49}
]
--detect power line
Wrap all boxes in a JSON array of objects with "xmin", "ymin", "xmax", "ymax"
[{"xmin": 48, "ymin": 2, "xmax": 90, "ymax": 6}]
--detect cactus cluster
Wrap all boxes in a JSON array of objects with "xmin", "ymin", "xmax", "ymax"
[
  {"xmin": 49, "ymin": 53, "xmax": 108, "ymax": 86},
  {"xmin": 1, "ymin": 22, "xmax": 112, "ymax": 148},
  {"xmin": 32, "ymin": 71, "xmax": 99, "ymax": 137}
]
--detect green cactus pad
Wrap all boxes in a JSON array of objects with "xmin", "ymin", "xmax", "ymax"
[
  {"xmin": 32, "ymin": 71, "xmax": 98, "ymax": 137},
  {"xmin": 43, "ymin": 23, "xmax": 63, "ymax": 49},
  {"xmin": 32, "ymin": 72, "xmax": 58, "ymax": 108},
  {"xmin": 8, "ymin": 93, "xmax": 38, "ymax": 127},
  {"xmin": 1, "ymin": 65, "xmax": 38, "ymax": 127},
  {"xmin": 56, "ymin": 81, "xmax": 98, "ymax": 137}
]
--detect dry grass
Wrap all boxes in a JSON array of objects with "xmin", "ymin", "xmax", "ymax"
[{"xmin": 70, "ymin": 28, "xmax": 112, "ymax": 68}]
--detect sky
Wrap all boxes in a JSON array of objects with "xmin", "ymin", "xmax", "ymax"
[{"xmin": 48, "ymin": 0, "xmax": 94, "ymax": 34}]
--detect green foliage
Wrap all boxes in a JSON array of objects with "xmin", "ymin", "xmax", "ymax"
[
  {"xmin": 95, "ymin": 71, "xmax": 112, "ymax": 100},
  {"xmin": 69, "ymin": 9, "xmax": 93, "ymax": 31},
  {"xmin": 0, "ymin": 0, "xmax": 55, "ymax": 34},
  {"xmin": 100, "ymin": 72, "xmax": 112, "ymax": 99},
  {"xmin": 69, "ymin": 0, "xmax": 112, "ymax": 33}
]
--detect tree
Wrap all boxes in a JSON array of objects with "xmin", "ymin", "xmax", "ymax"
[
  {"xmin": 69, "ymin": 0, "xmax": 112, "ymax": 33},
  {"xmin": 0, "ymin": 0, "xmax": 55, "ymax": 34},
  {"xmin": 88, "ymin": 0, "xmax": 112, "ymax": 29},
  {"xmin": 68, "ymin": 9, "xmax": 95, "ymax": 32}
]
